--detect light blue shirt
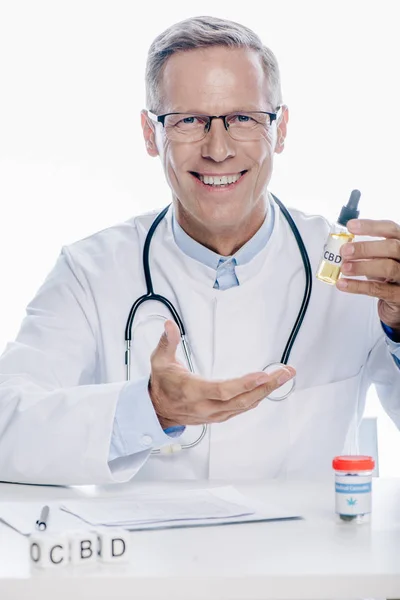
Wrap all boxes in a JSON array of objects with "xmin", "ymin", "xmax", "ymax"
[
  {"xmin": 109, "ymin": 203, "xmax": 400, "ymax": 462},
  {"xmin": 171, "ymin": 201, "xmax": 275, "ymax": 290}
]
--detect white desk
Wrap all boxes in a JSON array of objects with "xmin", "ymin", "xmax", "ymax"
[{"xmin": 0, "ymin": 477, "xmax": 399, "ymax": 599}]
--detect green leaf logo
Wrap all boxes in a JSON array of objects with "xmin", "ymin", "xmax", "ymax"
[{"xmin": 346, "ymin": 497, "xmax": 357, "ymax": 506}]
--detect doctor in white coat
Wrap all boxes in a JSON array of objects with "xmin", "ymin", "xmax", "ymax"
[{"xmin": 1, "ymin": 16, "xmax": 400, "ymax": 486}]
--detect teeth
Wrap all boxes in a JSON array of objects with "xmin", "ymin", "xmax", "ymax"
[{"xmin": 198, "ymin": 173, "xmax": 242, "ymax": 186}]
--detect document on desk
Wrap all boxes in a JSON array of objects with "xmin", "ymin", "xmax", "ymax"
[{"xmin": 60, "ymin": 486, "xmax": 302, "ymax": 531}]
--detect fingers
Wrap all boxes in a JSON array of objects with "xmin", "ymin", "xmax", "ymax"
[
  {"xmin": 341, "ymin": 258, "xmax": 400, "ymax": 282},
  {"xmin": 159, "ymin": 366, "xmax": 296, "ymax": 425},
  {"xmin": 193, "ymin": 367, "xmax": 295, "ymax": 423},
  {"xmin": 347, "ymin": 219, "xmax": 400, "ymax": 239},
  {"xmin": 336, "ymin": 277, "xmax": 400, "ymax": 303},
  {"xmin": 198, "ymin": 366, "xmax": 295, "ymax": 402},
  {"xmin": 341, "ymin": 239, "xmax": 400, "ymax": 261},
  {"xmin": 218, "ymin": 366, "xmax": 295, "ymax": 413}
]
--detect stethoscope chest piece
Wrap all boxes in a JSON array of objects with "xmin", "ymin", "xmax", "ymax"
[{"xmin": 262, "ymin": 362, "xmax": 296, "ymax": 401}]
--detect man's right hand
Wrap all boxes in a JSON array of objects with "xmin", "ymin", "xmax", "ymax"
[{"xmin": 148, "ymin": 320, "xmax": 296, "ymax": 430}]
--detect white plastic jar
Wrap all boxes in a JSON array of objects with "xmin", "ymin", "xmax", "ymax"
[{"xmin": 332, "ymin": 455, "xmax": 375, "ymax": 524}]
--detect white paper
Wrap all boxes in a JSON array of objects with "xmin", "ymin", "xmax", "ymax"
[
  {"xmin": 0, "ymin": 487, "xmax": 302, "ymax": 536},
  {"xmin": 60, "ymin": 486, "xmax": 302, "ymax": 531},
  {"xmin": 61, "ymin": 487, "xmax": 251, "ymax": 525}
]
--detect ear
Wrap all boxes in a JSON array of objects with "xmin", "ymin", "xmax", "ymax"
[
  {"xmin": 141, "ymin": 110, "xmax": 159, "ymax": 157},
  {"xmin": 275, "ymin": 104, "xmax": 289, "ymax": 155}
]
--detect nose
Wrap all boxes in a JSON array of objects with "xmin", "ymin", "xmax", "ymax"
[{"xmin": 200, "ymin": 117, "xmax": 236, "ymax": 163}]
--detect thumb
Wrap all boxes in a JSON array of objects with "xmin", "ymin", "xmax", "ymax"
[{"xmin": 155, "ymin": 319, "xmax": 181, "ymax": 360}]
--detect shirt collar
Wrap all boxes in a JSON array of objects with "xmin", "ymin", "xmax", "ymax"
[{"xmin": 171, "ymin": 196, "xmax": 275, "ymax": 270}]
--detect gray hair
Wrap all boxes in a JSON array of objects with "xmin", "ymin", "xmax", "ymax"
[{"xmin": 145, "ymin": 15, "xmax": 283, "ymax": 114}]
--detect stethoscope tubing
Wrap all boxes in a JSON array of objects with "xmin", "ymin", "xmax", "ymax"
[{"xmin": 124, "ymin": 197, "xmax": 312, "ymax": 453}]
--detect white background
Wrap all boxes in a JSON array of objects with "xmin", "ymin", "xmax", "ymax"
[{"xmin": 0, "ymin": 0, "xmax": 399, "ymax": 475}]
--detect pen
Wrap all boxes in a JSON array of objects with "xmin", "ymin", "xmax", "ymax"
[{"xmin": 36, "ymin": 505, "xmax": 50, "ymax": 531}]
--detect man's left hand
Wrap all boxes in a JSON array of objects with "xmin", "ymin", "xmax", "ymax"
[{"xmin": 337, "ymin": 218, "xmax": 400, "ymax": 333}]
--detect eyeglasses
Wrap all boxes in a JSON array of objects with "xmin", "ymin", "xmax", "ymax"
[{"xmin": 147, "ymin": 108, "xmax": 281, "ymax": 143}]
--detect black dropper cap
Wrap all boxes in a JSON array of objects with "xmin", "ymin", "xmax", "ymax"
[{"xmin": 337, "ymin": 189, "xmax": 361, "ymax": 227}]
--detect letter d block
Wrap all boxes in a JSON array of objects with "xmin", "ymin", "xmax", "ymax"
[
  {"xmin": 97, "ymin": 528, "xmax": 129, "ymax": 563},
  {"xmin": 69, "ymin": 530, "xmax": 98, "ymax": 566},
  {"xmin": 29, "ymin": 533, "xmax": 69, "ymax": 568}
]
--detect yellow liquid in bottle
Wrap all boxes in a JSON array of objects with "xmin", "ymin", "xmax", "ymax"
[{"xmin": 316, "ymin": 232, "xmax": 354, "ymax": 285}]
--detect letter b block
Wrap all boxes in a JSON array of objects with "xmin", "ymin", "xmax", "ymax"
[
  {"xmin": 69, "ymin": 530, "xmax": 98, "ymax": 566},
  {"xmin": 29, "ymin": 533, "xmax": 69, "ymax": 568}
]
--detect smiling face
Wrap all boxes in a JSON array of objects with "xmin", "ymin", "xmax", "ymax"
[{"xmin": 141, "ymin": 46, "xmax": 288, "ymax": 254}]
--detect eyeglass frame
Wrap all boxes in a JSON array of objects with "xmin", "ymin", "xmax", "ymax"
[{"xmin": 147, "ymin": 107, "xmax": 282, "ymax": 139}]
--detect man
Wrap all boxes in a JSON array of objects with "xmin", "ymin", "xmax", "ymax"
[{"xmin": 0, "ymin": 16, "xmax": 399, "ymax": 485}]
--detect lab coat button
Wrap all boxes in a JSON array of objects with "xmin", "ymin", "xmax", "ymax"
[{"xmin": 141, "ymin": 434, "xmax": 153, "ymax": 447}]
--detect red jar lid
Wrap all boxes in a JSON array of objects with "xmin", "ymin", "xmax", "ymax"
[{"xmin": 332, "ymin": 455, "xmax": 375, "ymax": 471}]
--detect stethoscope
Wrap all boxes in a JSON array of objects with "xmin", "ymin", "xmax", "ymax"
[{"xmin": 124, "ymin": 194, "xmax": 312, "ymax": 454}]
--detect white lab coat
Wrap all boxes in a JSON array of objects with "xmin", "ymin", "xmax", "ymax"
[{"xmin": 0, "ymin": 198, "xmax": 399, "ymax": 485}]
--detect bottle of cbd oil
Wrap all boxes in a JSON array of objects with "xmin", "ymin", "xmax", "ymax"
[{"xmin": 316, "ymin": 189, "xmax": 361, "ymax": 285}]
